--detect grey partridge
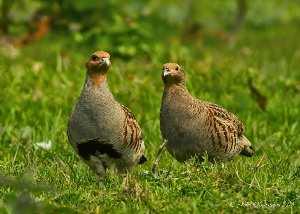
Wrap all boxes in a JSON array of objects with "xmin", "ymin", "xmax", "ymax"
[
  {"xmin": 156, "ymin": 63, "xmax": 254, "ymax": 166},
  {"xmin": 67, "ymin": 51, "xmax": 146, "ymax": 179}
]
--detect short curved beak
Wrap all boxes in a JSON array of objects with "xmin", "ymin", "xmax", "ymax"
[
  {"xmin": 163, "ymin": 68, "xmax": 172, "ymax": 76},
  {"xmin": 102, "ymin": 57, "xmax": 110, "ymax": 66}
]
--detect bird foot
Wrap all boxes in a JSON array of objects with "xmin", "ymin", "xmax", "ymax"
[{"xmin": 152, "ymin": 139, "xmax": 168, "ymax": 175}]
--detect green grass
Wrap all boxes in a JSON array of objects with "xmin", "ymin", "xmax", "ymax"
[{"xmin": 0, "ymin": 24, "xmax": 299, "ymax": 213}]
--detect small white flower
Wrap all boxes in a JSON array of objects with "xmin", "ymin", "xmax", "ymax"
[
  {"xmin": 142, "ymin": 170, "xmax": 149, "ymax": 175},
  {"xmin": 35, "ymin": 140, "xmax": 52, "ymax": 150}
]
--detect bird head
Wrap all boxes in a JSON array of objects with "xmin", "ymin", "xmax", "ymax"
[
  {"xmin": 162, "ymin": 63, "xmax": 185, "ymax": 86},
  {"xmin": 86, "ymin": 51, "xmax": 111, "ymax": 74}
]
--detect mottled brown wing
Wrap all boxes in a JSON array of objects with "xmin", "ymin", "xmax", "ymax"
[
  {"xmin": 203, "ymin": 102, "xmax": 245, "ymax": 135},
  {"xmin": 120, "ymin": 104, "xmax": 143, "ymax": 152}
]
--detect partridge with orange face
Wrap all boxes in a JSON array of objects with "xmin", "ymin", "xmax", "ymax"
[
  {"xmin": 67, "ymin": 51, "xmax": 146, "ymax": 179},
  {"xmin": 156, "ymin": 63, "xmax": 254, "ymax": 166}
]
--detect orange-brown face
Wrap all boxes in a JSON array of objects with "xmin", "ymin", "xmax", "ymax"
[
  {"xmin": 86, "ymin": 51, "xmax": 111, "ymax": 74},
  {"xmin": 162, "ymin": 63, "xmax": 185, "ymax": 85}
]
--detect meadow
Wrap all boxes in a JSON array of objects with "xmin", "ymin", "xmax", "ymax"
[{"xmin": 0, "ymin": 1, "xmax": 300, "ymax": 213}]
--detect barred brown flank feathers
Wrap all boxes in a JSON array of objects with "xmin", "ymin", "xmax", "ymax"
[{"xmin": 120, "ymin": 104, "xmax": 144, "ymax": 153}]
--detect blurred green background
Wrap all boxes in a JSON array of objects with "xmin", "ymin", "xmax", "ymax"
[
  {"xmin": 0, "ymin": 0, "xmax": 299, "ymax": 213},
  {"xmin": 1, "ymin": 0, "xmax": 300, "ymax": 58}
]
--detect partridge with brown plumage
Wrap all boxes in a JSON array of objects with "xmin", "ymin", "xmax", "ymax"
[
  {"xmin": 67, "ymin": 51, "xmax": 146, "ymax": 179},
  {"xmin": 153, "ymin": 63, "xmax": 254, "ymax": 172}
]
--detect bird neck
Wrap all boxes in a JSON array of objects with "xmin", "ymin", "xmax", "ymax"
[
  {"xmin": 86, "ymin": 73, "xmax": 107, "ymax": 87},
  {"xmin": 83, "ymin": 74, "xmax": 116, "ymax": 105},
  {"xmin": 163, "ymin": 83, "xmax": 189, "ymax": 97}
]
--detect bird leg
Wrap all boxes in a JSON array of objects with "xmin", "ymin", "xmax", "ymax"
[
  {"xmin": 152, "ymin": 139, "xmax": 168, "ymax": 175},
  {"xmin": 121, "ymin": 172, "xmax": 130, "ymax": 188},
  {"xmin": 85, "ymin": 156, "xmax": 106, "ymax": 181}
]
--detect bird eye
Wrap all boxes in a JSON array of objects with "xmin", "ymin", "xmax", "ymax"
[
  {"xmin": 175, "ymin": 66, "xmax": 179, "ymax": 71},
  {"xmin": 91, "ymin": 55, "xmax": 100, "ymax": 61}
]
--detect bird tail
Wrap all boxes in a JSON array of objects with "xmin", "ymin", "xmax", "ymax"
[{"xmin": 239, "ymin": 135, "xmax": 255, "ymax": 157}]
